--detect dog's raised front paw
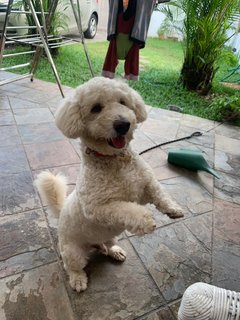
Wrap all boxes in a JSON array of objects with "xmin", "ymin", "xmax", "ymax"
[
  {"xmin": 129, "ymin": 213, "xmax": 156, "ymax": 236},
  {"xmin": 108, "ymin": 245, "xmax": 127, "ymax": 262},
  {"xmin": 69, "ymin": 270, "xmax": 88, "ymax": 293},
  {"xmin": 165, "ymin": 206, "xmax": 184, "ymax": 219}
]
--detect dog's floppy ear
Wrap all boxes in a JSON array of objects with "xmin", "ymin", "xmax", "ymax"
[
  {"xmin": 125, "ymin": 86, "xmax": 147, "ymax": 123},
  {"xmin": 55, "ymin": 94, "xmax": 84, "ymax": 139}
]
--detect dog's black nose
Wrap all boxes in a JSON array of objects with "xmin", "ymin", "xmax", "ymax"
[{"xmin": 113, "ymin": 120, "xmax": 130, "ymax": 135}]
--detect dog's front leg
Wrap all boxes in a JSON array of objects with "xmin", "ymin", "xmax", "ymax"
[
  {"xmin": 145, "ymin": 178, "xmax": 184, "ymax": 219},
  {"xmin": 87, "ymin": 201, "xmax": 156, "ymax": 235}
]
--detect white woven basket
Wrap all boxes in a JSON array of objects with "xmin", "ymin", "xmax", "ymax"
[{"xmin": 178, "ymin": 282, "xmax": 240, "ymax": 320}]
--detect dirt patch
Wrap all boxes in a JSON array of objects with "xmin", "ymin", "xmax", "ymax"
[{"xmin": 221, "ymin": 82, "xmax": 240, "ymax": 90}]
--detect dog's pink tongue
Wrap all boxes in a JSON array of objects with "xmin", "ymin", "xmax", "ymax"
[{"xmin": 111, "ymin": 136, "xmax": 126, "ymax": 149}]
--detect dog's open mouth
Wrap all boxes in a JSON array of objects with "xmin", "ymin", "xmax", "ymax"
[{"xmin": 108, "ymin": 136, "xmax": 126, "ymax": 149}]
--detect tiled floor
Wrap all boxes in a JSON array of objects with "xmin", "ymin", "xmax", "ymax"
[{"xmin": 0, "ymin": 71, "xmax": 240, "ymax": 320}]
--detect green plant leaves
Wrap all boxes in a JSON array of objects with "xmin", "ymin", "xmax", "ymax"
[
  {"xmin": 209, "ymin": 94, "xmax": 240, "ymax": 121},
  {"xmin": 160, "ymin": 0, "xmax": 240, "ymax": 94}
]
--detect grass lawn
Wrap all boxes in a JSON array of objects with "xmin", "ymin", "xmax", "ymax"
[{"xmin": 2, "ymin": 38, "xmax": 240, "ymax": 123}]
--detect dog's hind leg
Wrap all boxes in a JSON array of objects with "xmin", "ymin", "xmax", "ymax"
[
  {"xmin": 61, "ymin": 244, "xmax": 89, "ymax": 292},
  {"xmin": 102, "ymin": 239, "xmax": 127, "ymax": 262}
]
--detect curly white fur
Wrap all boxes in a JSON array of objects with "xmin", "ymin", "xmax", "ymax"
[
  {"xmin": 35, "ymin": 77, "xmax": 183, "ymax": 292},
  {"xmin": 35, "ymin": 171, "xmax": 68, "ymax": 217}
]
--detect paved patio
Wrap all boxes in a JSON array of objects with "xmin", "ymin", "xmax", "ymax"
[{"xmin": 0, "ymin": 71, "xmax": 239, "ymax": 320}]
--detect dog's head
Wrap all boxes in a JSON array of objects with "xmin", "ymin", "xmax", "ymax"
[{"xmin": 55, "ymin": 77, "xmax": 147, "ymax": 155}]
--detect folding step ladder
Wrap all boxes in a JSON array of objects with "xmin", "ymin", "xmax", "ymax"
[{"xmin": 0, "ymin": 0, "xmax": 94, "ymax": 97}]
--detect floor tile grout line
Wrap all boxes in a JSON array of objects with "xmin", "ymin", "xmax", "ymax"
[
  {"xmin": 168, "ymin": 298, "xmax": 182, "ymax": 319},
  {"xmin": 183, "ymin": 220, "xmax": 212, "ymax": 254},
  {"xmin": 140, "ymin": 131, "xmax": 158, "ymax": 147},
  {"xmin": 1, "ymin": 84, "xmax": 61, "ymax": 104},
  {"xmin": 41, "ymin": 207, "xmax": 62, "ymax": 260},
  {"xmin": 214, "ymin": 194, "xmax": 240, "ymax": 206},
  {"xmin": 127, "ymin": 236, "xmax": 180, "ymax": 320},
  {"xmin": 7, "ymin": 95, "xmax": 44, "ymax": 108},
  {"xmin": 126, "ymin": 209, "xmax": 215, "ymax": 319},
  {"xmin": 175, "ymin": 117, "xmax": 184, "ymax": 139},
  {"xmin": 55, "ymin": 254, "xmax": 82, "ymax": 320},
  {"xmin": 30, "ymin": 159, "xmax": 81, "ymax": 172},
  {"xmin": 6, "ymin": 96, "xmax": 63, "ymax": 270},
  {"xmin": 8, "ymin": 97, "xmax": 43, "ymax": 209},
  {"xmin": 133, "ymin": 297, "xmax": 182, "ymax": 320},
  {"xmin": 39, "ymin": 206, "xmax": 79, "ymax": 320},
  {"xmin": 157, "ymin": 173, "xmax": 215, "ymax": 197},
  {"xmin": 0, "ymin": 205, "xmax": 44, "ymax": 218},
  {"xmin": 211, "ymin": 131, "xmax": 217, "ymax": 285},
  {"xmin": 125, "ymin": 237, "xmax": 171, "ymax": 312},
  {"xmin": 20, "ymin": 136, "xmax": 65, "ymax": 146},
  {"xmin": 30, "ymin": 139, "xmax": 79, "ymax": 320},
  {"xmin": 15, "ymin": 191, "xmax": 79, "ymax": 319},
  {"xmin": 211, "ymin": 202, "xmax": 214, "ymax": 285},
  {"xmin": 0, "ymin": 259, "xmax": 58, "ymax": 281},
  {"xmin": 43, "ymin": 219, "xmax": 81, "ymax": 320},
  {"xmin": 1, "ymin": 97, "xmax": 40, "ymax": 191},
  {"xmin": 2, "ymin": 256, "xmax": 78, "ymax": 318},
  {"xmin": 213, "ymin": 165, "xmax": 240, "ymax": 206},
  {"xmin": 22, "ymin": 134, "xmax": 81, "ymax": 163},
  {"xmin": 0, "ymin": 246, "xmax": 56, "ymax": 264},
  {"xmin": 32, "ymin": 162, "xmax": 81, "ymax": 174},
  {"xmin": 126, "ymin": 209, "xmax": 213, "ymax": 239},
  {"xmin": 133, "ymin": 306, "xmax": 163, "ymax": 320},
  {"xmin": 212, "ymin": 165, "xmax": 240, "ymax": 177}
]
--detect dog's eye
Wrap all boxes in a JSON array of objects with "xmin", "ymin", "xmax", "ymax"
[
  {"xmin": 120, "ymin": 99, "xmax": 126, "ymax": 105},
  {"xmin": 91, "ymin": 103, "xmax": 103, "ymax": 113}
]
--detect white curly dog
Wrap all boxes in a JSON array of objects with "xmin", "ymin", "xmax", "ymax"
[{"xmin": 35, "ymin": 77, "xmax": 183, "ymax": 293}]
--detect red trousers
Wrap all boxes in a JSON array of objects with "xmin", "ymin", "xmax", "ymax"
[{"xmin": 102, "ymin": 11, "xmax": 140, "ymax": 80}]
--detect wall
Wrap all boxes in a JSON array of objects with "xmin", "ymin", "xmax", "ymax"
[
  {"xmin": 227, "ymin": 22, "xmax": 240, "ymax": 55},
  {"xmin": 148, "ymin": 11, "xmax": 165, "ymax": 37},
  {"xmin": 148, "ymin": 10, "xmax": 240, "ymax": 57},
  {"xmin": 98, "ymin": 0, "xmax": 109, "ymax": 31}
]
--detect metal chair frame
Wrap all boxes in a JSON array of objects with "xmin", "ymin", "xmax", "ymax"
[{"xmin": 0, "ymin": 0, "xmax": 94, "ymax": 97}]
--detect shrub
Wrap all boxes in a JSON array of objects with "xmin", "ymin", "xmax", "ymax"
[
  {"xmin": 209, "ymin": 95, "xmax": 240, "ymax": 122},
  {"xmin": 160, "ymin": 0, "xmax": 240, "ymax": 95}
]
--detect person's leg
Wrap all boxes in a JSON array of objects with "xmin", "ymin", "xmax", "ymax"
[
  {"xmin": 124, "ymin": 43, "xmax": 139, "ymax": 80},
  {"xmin": 102, "ymin": 39, "xmax": 118, "ymax": 79}
]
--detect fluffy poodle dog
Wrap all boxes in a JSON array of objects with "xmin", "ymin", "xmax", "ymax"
[{"xmin": 35, "ymin": 77, "xmax": 183, "ymax": 292}]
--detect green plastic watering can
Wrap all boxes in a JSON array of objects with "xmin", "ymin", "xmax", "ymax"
[{"xmin": 168, "ymin": 148, "xmax": 220, "ymax": 179}]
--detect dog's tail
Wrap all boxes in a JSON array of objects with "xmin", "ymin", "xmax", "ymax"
[{"xmin": 35, "ymin": 171, "xmax": 68, "ymax": 218}]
